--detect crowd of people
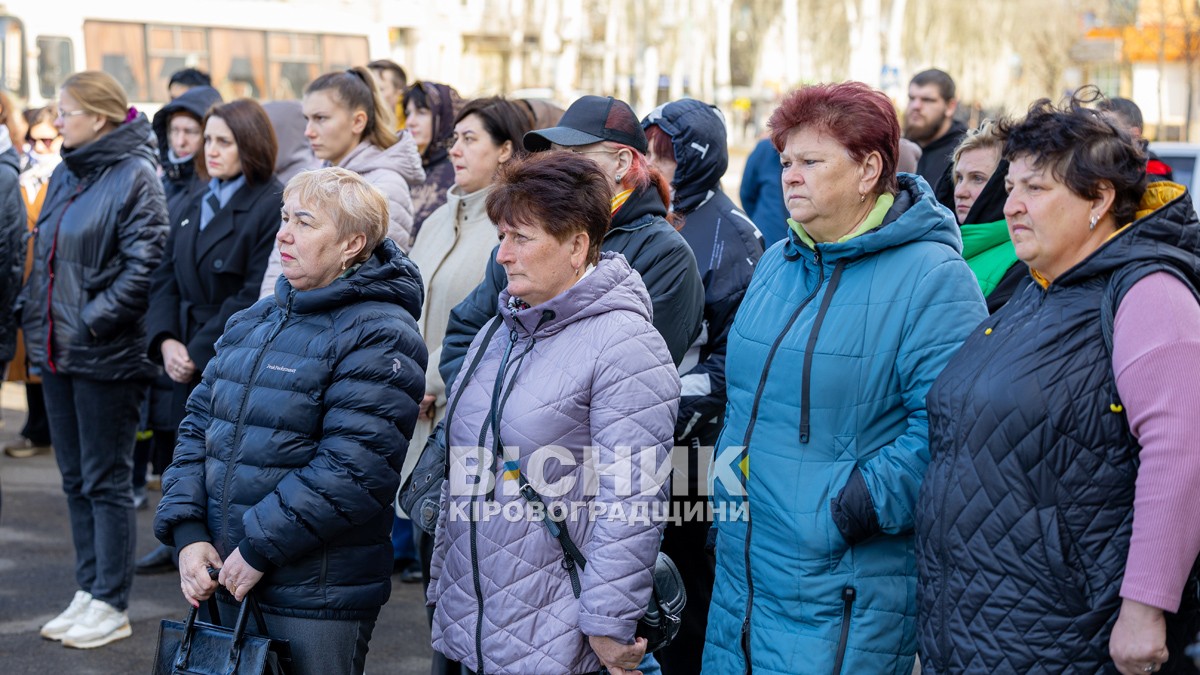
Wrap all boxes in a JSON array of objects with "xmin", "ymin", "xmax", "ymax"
[{"xmin": 0, "ymin": 57, "xmax": 1197, "ymax": 675}]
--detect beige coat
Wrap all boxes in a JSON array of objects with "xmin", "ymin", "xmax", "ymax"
[{"xmin": 403, "ymin": 184, "xmax": 498, "ymax": 478}]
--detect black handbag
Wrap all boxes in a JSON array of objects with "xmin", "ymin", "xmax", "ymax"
[
  {"xmin": 398, "ymin": 318, "xmax": 503, "ymax": 535},
  {"xmin": 153, "ymin": 571, "xmax": 292, "ymax": 675}
]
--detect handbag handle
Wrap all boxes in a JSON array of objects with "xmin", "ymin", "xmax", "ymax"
[{"xmin": 190, "ymin": 566, "xmax": 272, "ymax": 675}]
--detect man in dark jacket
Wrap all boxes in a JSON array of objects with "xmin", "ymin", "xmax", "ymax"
[
  {"xmin": 739, "ymin": 137, "xmax": 790, "ymax": 245},
  {"xmin": 905, "ymin": 69, "xmax": 967, "ymax": 190},
  {"xmin": 1098, "ymin": 96, "xmax": 1175, "ymax": 181},
  {"xmin": 439, "ymin": 96, "xmax": 705, "ymax": 388},
  {"xmin": 152, "ymin": 85, "xmax": 222, "ymax": 222},
  {"xmin": 642, "ymin": 97, "xmax": 763, "ymax": 675}
]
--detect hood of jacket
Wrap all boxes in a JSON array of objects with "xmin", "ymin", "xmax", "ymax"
[
  {"xmin": 642, "ymin": 98, "xmax": 729, "ymax": 215},
  {"xmin": 961, "ymin": 158, "xmax": 1010, "ymax": 226},
  {"xmin": 340, "ymin": 134, "xmax": 426, "ymax": 188},
  {"xmin": 1053, "ymin": 181, "xmax": 1200, "ymax": 291},
  {"xmin": 263, "ymin": 100, "xmax": 319, "ymax": 183},
  {"xmin": 62, "ymin": 113, "xmax": 157, "ymax": 179},
  {"xmin": 498, "ymin": 251, "xmax": 653, "ymax": 339},
  {"xmin": 277, "ymin": 238, "xmax": 425, "ymax": 321},
  {"xmin": 152, "ymin": 86, "xmax": 222, "ymax": 167},
  {"xmin": 411, "ymin": 82, "xmax": 461, "ymax": 169},
  {"xmin": 783, "ymin": 172, "xmax": 962, "ymax": 263}
]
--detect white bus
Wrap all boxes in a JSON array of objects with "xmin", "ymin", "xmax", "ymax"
[{"xmin": 0, "ymin": 0, "xmax": 389, "ymax": 110}]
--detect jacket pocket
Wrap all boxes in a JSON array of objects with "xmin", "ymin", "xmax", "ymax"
[
  {"xmin": 1038, "ymin": 507, "xmax": 1089, "ymax": 614},
  {"xmin": 831, "ymin": 586, "xmax": 856, "ymax": 675}
]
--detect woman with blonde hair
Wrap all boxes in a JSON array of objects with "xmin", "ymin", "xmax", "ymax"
[
  {"xmin": 156, "ymin": 167, "xmax": 426, "ymax": 675},
  {"xmin": 19, "ymin": 70, "xmax": 169, "ymax": 649}
]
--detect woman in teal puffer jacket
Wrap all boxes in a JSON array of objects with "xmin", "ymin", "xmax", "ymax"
[{"xmin": 702, "ymin": 81, "xmax": 987, "ymax": 674}]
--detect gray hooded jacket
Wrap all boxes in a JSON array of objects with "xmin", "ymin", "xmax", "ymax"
[{"xmin": 428, "ymin": 252, "xmax": 680, "ymax": 674}]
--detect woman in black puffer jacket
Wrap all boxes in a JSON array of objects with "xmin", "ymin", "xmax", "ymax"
[
  {"xmin": 155, "ymin": 167, "xmax": 427, "ymax": 675},
  {"xmin": 19, "ymin": 71, "xmax": 169, "ymax": 650}
]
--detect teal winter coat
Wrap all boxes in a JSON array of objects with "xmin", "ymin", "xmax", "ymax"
[{"xmin": 703, "ymin": 174, "xmax": 987, "ymax": 674}]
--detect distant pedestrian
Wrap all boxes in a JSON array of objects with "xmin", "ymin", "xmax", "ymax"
[
  {"xmin": 155, "ymin": 167, "xmax": 426, "ymax": 675},
  {"xmin": 0, "ymin": 91, "xmax": 26, "ymax": 392},
  {"xmin": 262, "ymin": 100, "xmax": 320, "ymax": 185},
  {"xmin": 917, "ymin": 91, "xmax": 1200, "ymax": 675},
  {"xmin": 739, "ymin": 136, "xmax": 790, "ymax": 245},
  {"xmin": 367, "ymin": 59, "xmax": 408, "ymax": 129},
  {"xmin": 904, "ymin": 69, "xmax": 967, "ymax": 192},
  {"xmin": 167, "ymin": 68, "xmax": 212, "ymax": 101},
  {"xmin": 151, "ymin": 85, "xmax": 222, "ymax": 221},
  {"xmin": 20, "ymin": 70, "xmax": 169, "ymax": 649},
  {"xmin": 1098, "ymin": 96, "xmax": 1176, "ymax": 182}
]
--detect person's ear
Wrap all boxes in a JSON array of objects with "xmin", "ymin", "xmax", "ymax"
[
  {"xmin": 497, "ymin": 140, "xmax": 514, "ymax": 164},
  {"xmin": 351, "ymin": 108, "xmax": 369, "ymax": 136},
  {"xmin": 1092, "ymin": 180, "xmax": 1117, "ymax": 225},
  {"xmin": 946, "ymin": 98, "xmax": 959, "ymax": 118},
  {"xmin": 615, "ymin": 148, "xmax": 634, "ymax": 180},
  {"xmin": 342, "ymin": 232, "xmax": 368, "ymax": 265},
  {"xmin": 858, "ymin": 151, "xmax": 883, "ymax": 198},
  {"xmin": 571, "ymin": 232, "xmax": 589, "ymax": 271}
]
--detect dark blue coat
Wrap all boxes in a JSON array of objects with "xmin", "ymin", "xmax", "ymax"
[
  {"xmin": 642, "ymin": 98, "xmax": 763, "ymax": 477},
  {"xmin": 739, "ymin": 138, "xmax": 790, "ymax": 246},
  {"xmin": 917, "ymin": 186, "xmax": 1200, "ymax": 673},
  {"xmin": 154, "ymin": 239, "xmax": 427, "ymax": 619},
  {"xmin": 0, "ymin": 146, "xmax": 27, "ymax": 363}
]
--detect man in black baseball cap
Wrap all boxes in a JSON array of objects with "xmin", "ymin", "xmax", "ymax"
[
  {"xmin": 524, "ymin": 95, "xmax": 649, "ymax": 154},
  {"xmin": 439, "ymin": 93, "xmax": 705, "ymax": 391}
]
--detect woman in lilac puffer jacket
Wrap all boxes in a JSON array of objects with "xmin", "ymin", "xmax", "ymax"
[{"xmin": 427, "ymin": 151, "xmax": 680, "ymax": 675}]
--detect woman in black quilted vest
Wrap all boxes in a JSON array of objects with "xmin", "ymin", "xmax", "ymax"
[
  {"xmin": 154, "ymin": 167, "xmax": 427, "ymax": 675},
  {"xmin": 916, "ymin": 88, "xmax": 1200, "ymax": 674}
]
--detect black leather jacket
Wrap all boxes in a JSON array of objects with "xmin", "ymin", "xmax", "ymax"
[{"xmin": 19, "ymin": 114, "xmax": 169, "ymax": 380}]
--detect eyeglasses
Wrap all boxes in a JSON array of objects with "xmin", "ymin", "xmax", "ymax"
[
  {"xmin": 559, "ymin": 148, "xmax": 619, "ymax": 157},
  {"xmin": 30, "ymin": 135, "xmax": 59, "ymax": 149},
  {"xmin": 56, "ymin": 109, "xmax": 89, "ymax": 121}
]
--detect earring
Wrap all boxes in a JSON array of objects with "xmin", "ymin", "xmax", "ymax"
[
  {"xmin": 859, "ymin": 193, "xmax": 865, "ymax": 204},
  {"xmin": 341, "ymin": 259, "xmax": 348, "ymax": 272},
  {"xmin": 1088, "ymin": 214, "xmax": 1099, "ymax": 231},
  {"xmin": 615, "ymin": 174, "xmax": 622, "ymax": 183}
]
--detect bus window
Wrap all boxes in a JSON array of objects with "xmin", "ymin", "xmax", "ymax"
[
  {"xmin": 148, "ymin": 26, "xmax": 208, "ymax": 102},
  {"xmin": 268, "ymin": 32, "xmax": 319, "ymax": 100},
  {"xmin": 0, "ymin": 17, "xmax": 26, "ymax": 98},
  {"xmin": 210, "ymin": 28, "xmax": 265, "ymax": 100},
  {"xmin": 84, "ymin": 21, "xmax": 147, "ymax": 101},
  {"xmin": 37, "ymin": 36, "xmax": 73, "ymax": 100},
  {"xmin": 321, "ymin": 35, "xmax": 369, "ymax": 72}
]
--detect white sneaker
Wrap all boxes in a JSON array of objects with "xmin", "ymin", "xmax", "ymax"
[
  {"xmin": 39, "ymin": 590, "xmax": 93, "ymax": 641},
  {"xmin": 60, "ymin": 599, "xmax": 131, "ymax": 649}
]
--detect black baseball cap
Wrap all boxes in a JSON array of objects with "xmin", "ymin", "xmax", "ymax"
[{"xmin": 524, "ymin": 95, "xmax": 649, "ymax": 154}]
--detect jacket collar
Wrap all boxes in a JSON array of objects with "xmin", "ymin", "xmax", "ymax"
[
  {"xmin": 276, "ymin": 238, "xmax": 425, "ymax": 321},
  {"xmin": 62, "ymin": 114, "xmax": 156, "ymax": 179},
  {"xmin": 609, "ymin": 183, "xmax": 669, "ymax": 234}
]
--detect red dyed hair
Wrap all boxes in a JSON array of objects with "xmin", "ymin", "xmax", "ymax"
[
  {"xmin": 643, "ymin": 124, "xmax": 675, "ymax": 164},
  {"xmin": 607, "ymin": 141, "xmax": 678, "ymax": 226},
  {"xmin": 769, "ymin": 81, "xmax": 900, "ymax": 196}
]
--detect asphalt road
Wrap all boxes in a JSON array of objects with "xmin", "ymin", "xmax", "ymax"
[{"xmin": 0, "ymin": 381, "xmax": 433, "ymax": 674}]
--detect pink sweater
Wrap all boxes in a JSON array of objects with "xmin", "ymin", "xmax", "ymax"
[{"xmin": 1113, "ymin": 271, "xmax": 1200, "ymax": 612}]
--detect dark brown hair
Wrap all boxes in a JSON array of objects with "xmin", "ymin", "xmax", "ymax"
[
  {"xmin": 200, "ymin": 99, "xmax": 278, "ymax": 186},
  {"xmin": 486, "ymin": 150, "xmax": 612, "ymax": 266},
  {"xmin": 306, "ymin": 66, "xmax": 397, "ymax": 149},
  {"xmin": 454, "ymin": 96, "xmax": 533, "ymax": 160}
]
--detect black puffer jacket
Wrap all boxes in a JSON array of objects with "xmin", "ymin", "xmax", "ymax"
[
  {"xmin": 154, "ymin": 239, "xmax": 427, "ymax": 619},
  {"xmin": 642, "ymin": 98, "xmax": 763, "ymax": 468},
  {"xmin": 439, "ymin": 183, "xmax": 705, "ymax": 386},
  {"xmin": 0, "ymin": 146, "xmax": 26, "ymax": 363},
  {"xmin": 917, "ymin": 187, "xmax": 1200, "ymax": 673},
  {"xmin": 19, "ymin": 114, "xmax": 169, "ymax": 380},
  {"xmin": 152, "ymin": 86, "xmax": 222, "ymax": 219}
]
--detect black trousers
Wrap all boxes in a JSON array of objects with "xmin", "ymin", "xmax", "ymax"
[{"xmin": 655, "ymin": 500, "xmax": 715, "ymax": 675}]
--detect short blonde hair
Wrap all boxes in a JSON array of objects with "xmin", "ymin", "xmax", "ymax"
[
  {"xmin": 952, "ymin": 119, "xmax": 1004, "ymax": 168},
  {"xmin": 283, "ymin": 167, "xmax": 389, "ymax": 264},
  {"xmin": 61, "ymin": 71, "xmax": 129, "ymax": 126}
]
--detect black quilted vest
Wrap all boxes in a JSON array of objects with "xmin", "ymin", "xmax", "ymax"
[{"xmin": 916, "ymin": 191, "xmax": 1200, "ymax": 674}]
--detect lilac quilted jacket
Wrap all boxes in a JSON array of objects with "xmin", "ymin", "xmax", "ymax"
[{"xmin": 428, "ymin": 252, "xmax": 680, "ymax": 674}]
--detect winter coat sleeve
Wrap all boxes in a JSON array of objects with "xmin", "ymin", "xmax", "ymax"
[
  {"xmin": 237, "ymin": 315, "xmax": 427, "ymax": 570},
  {"xmin": 145, "ymin": 225, "xmax": 183, "ymax": 361},
  {"xmin": 676, "ymin": 282, "xmax": 747, "ymax": 441},
  {"xmin": 154, "ymin": 355, "xmax": 220, "ymax": 549},
  {"xmin": 577, "ymin": 319, "xmax": 681, "ymax": 642},
  {"xmin": 80, "ymin": 169, "xmax": 169, "ymax": 340},
  {"xmin": 739, "ymin": 146, "xmax": 762, "ymax": 219},
  {"xmin": 624, "ymin": 227, "xmax": 705, "ymax": 367},
  {"xmin": 0, "ymin": 169, "xmax": 26, "ymax": 362},
  {"xmin": 831, "ymin": 256, "xmax": 986, "ymax": 543},
  {"xmin": 185, "ymin": 204, "xmax": 280, "ymax": 372},
  {"xmin": 439, "ymin": 249, "xmax": 506, "ymax": 388}
]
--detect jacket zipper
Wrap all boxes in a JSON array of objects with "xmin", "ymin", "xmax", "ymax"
[
  {"xmin": 831, "ymin": 586, "xmax": 856, "ymax": 675},
  {"xmin": 738, "ymin": 248, "xmax": 826, "ymax": 673},
  {"xmin": 798, "ymin": 261, "xmax": 846, "ymax": 444},
  {"xmin": 220, "ymin": 291, "xmax": 294, "ymax": 550}
]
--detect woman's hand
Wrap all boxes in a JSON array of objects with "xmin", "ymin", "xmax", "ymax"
[
  {"xmin": 178, "ymin": 542, "xmax": 222, "ymax": 607},
  {"xmin": 217, "ymin": 547, "xmax": 265, "ymax": 602},
  {"xmin": 1110, "ymin": 598, "xmax": 1169, "ymax": 674},
  {"xmin": 588, "ymin": 635, "xmax": 647, "ymax": 675},
  {"xmin": 162, "ymin": 338, "xmax": 196, "ymax": 384},
  {"xmin": 419, "ymin": 394, "xmax": 437, "ymax": 420}
]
